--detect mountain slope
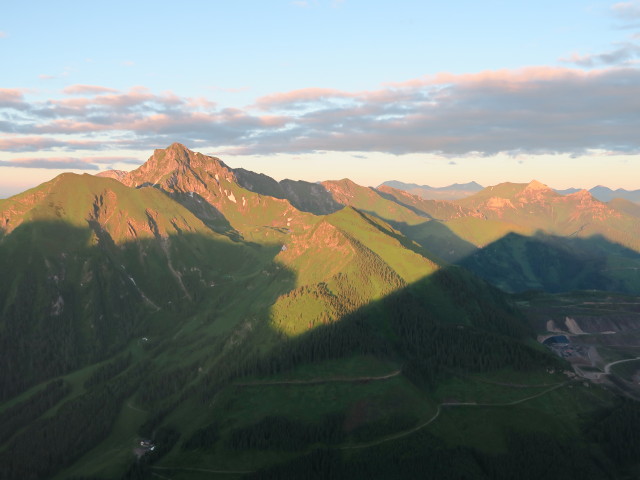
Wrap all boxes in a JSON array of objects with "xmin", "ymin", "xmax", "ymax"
[
  {"xmin": 2, "ymin": 145, "xmax": 640, "ymax": 479},
  {"xmin": 0, "ymin": 172, "xmax": 274, "ymax": 401},
  {"xmin": 456, "ymin": 180, "xmax": 640, "ymax": 248}
]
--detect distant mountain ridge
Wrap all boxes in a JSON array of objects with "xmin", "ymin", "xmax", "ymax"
[
  {"xmin": 378, "ymin": 180, "xmax": 640, "ymax": 204},
  {"xmin": 379, "ymin": 180, "xmax": 484, "ymax": 200},
  {"xmin": 556, "ymin": 185, "xmax": 640, "ymax": 203}
]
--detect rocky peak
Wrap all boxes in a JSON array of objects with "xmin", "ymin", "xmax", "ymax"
[{"xmin": 124, "ymin": 143, "xmax": 233, "ymax": 189}]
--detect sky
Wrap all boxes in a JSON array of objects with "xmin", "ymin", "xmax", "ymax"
[{"xmin": 1, "ymin": 0, "xmax": 640, "ymax": 198}]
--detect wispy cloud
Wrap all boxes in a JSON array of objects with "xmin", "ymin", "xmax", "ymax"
[
  {"xmin": 561, "ymin": 43, "xmax": 640, "ymax": 67},
  {"xmin": 0, "ymin": 136, "xmax": 105, "ymax": 152},
  {"xmin": 0, "ymin": 157, "xmax": 100, "ymax": 170},
  {"xmin": 38, "ymin": 74, "xmax": 56, "ymax": 80},
  {"xmin": 63, "ymin": 84, "xmax": 119, "ymax": 95},
  {"xmin": 0, "ymin": 31, "xmax": 8, "ymax": 38},
  {"xmin": 612, "ymin": 1, "xmax": 640, "ymax": 20}
]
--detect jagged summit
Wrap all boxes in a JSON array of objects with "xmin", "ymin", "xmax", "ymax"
[{"xmin": 124, "ymin": 143, "xmax": 232, "ymax": 190}]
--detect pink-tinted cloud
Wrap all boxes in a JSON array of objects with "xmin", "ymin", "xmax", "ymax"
[
  {"xmin": 384, "ymin": 66, "xmax": 583, "ymax": 89},
  {"xmin": 255, "ymin": 87, "xmax": 353, "ymax": 109},
  {"xmin": 3, "ymin": 67, "xmax": 640, "ymax": 159},
  {"xmin": 0, "ymin": 31, "xmax": 7, "ymax": 38},
  {"xmin": 229, "ymin": 66, "xmax": 640, "ymax": 156},
  {"xmin": 0, "ymin": 88, "xmax": 27, "ymax": 109},
  {"xmin": 63, "ymin": 84, "xmax": 119, "ymax": 95}
]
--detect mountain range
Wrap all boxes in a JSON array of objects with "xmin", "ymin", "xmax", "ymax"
[
  {"xmin": 1, "ymin": 143, "xmax": 640, "ymax": 479},
  {"xmin": 384, "ymin": 179, "xmax": 640, "ymax": 204},
  {"xmin": 378, "ymin": 180, "xmax": 485, "ymax": 200}
]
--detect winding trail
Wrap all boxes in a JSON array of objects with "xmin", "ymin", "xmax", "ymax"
[
  {"xmin": 339, "ymin": 381, "xmax": 570, "ymax": 450},
  {"xmin": 152, "ymin": 376, "xmax": 570, "ymax": 475},
  {"xmin": 604, "ymin": 357, "xmax": 640, "ymax": 374}
]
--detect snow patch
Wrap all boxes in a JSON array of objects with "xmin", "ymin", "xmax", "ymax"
[{"xmin": 228, "ymin": 192, "xmax": 237, "ymax": 203}]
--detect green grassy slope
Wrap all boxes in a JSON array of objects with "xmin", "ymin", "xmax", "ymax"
[{"xmin": 2, "ymin": 146, "xmax": 640, "ymax": 479}]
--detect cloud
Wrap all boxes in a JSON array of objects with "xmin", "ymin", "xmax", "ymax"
[
  {"xmin": 0, "ymin": 136, "xmax": 108, "ymax": 152},
  {"xmin": 255, "ymin": 87, "xmax": 352, "ymax": 110},
  {"xmin": 3, "ymin": 67, "xmax": 640, "ymax": 159},
  {"xmin": 612, "ymin": 1, "xmax": 640, "ymax": 20},
  {"xmin": 0, "ymin": 88, "xmax": 28, "ymax": 109},
  {"xmin": 0, "ymin": 31, "xmax": 7, "ymax": 38},
  {"xmin": 63, "ymin": 84, "xmax": 119, "ymax": 95},
  {"xmin": 0, "ymin": 157, "xmax": 100, "ymax": 170},
  {"xmin": 561, "ymin": 43, "xmax": 640, "ymax": 67},
  {"xmin": 230, "ymin": 66, "xmax": 640, "ymax": 156},
  {"xmin": 122, "ymin": 60, "xmax": 135, "ymax": 67},
  {"xmin": 38, "ymin": 74, "xmax": 56, "ymax": 80}
]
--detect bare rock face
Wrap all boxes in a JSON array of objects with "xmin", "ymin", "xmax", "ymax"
[{"xmin": 123, "ymin": 142, "xmax": 235, "ymax": 191}]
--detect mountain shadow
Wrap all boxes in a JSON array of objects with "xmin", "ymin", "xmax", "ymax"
[
  {"xmin": 458, "ymin": 231, "xmax": 640, "ymax": 294},
  {"xmin": 234, "ymin": 168, "xmax": 342, "ymax": 215},
  {"xmin": 0, "ymin": 218, "xmax": 297, "ymax": 402},
  {"xmin": 178, "ymin": 264, "xmax": 620, "ymax": 480},
  {"xmin": 0, "ymin": 218, "xmax": 299, "ymax": 480}
]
